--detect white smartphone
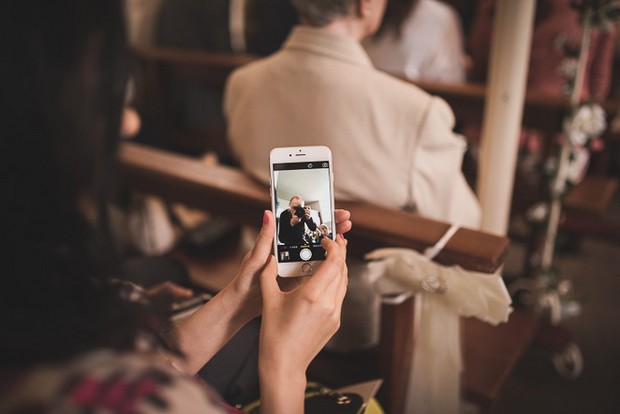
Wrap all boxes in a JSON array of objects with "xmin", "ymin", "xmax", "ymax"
[{"xmin": 269, "ymin": 146, "xmax": 336, "ymax": 277}]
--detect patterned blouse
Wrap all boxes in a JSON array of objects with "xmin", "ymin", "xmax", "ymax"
[{"xmin": 0, "ymin": 348, "xmax": 242, "ymax": 413}]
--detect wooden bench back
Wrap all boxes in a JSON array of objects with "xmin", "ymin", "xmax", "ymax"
[
  {"xmin": 119, "ymin": 142, "xmax": 509, "ymax": 273},
  {"xmin": 415, "ymin": 80, "xmax": 620, "ymax": 135}
]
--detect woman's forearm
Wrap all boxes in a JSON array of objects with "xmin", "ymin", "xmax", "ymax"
[{"xmin": 173, "ymin": 285, "xmax": 254, "ymax": 374}]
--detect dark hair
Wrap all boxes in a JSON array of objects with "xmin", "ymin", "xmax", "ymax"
[
  {"xmin": 244, "ymin": 0, "xmax": 299, "ymax": 56},
  {"xmin": 290, "ymin": 0, "xmax": 356, "ymax": 27},
  {"xmin": 373, "ymin": 0, "xmax": 420, "ymax": 39},
  {"xmin": 1, "ymin": 0, "xmax": 154, "ymax": 367}
]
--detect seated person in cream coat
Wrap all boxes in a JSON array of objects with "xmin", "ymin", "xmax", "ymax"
[{"xmin": 224, "ymin": 0, "xmax": 481, "ymax": 228}]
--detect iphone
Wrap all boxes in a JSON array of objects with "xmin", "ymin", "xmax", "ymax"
[{"xmin": 269, "ymin": 146, "xmax": 336, "ymax": 277}]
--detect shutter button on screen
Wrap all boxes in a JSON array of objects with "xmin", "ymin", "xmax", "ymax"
[
  {"xmin": 301, "ymin": 263, "xmax": 313, "ymax": 274},
  {"xmin": 300, "ymin": 248, "xmax": 312, "ymax": 261}
]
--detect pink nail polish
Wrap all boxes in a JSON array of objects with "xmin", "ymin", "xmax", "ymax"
[
  {"xmin": 263, "ymin": 211, "xmax": 269, "ymax": 224},
  {"xmin": 339, "ymin": 233, "xmax": 345, "ymax": 240}
]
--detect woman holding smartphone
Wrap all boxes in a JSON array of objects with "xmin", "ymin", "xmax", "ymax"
[{"xmin": 0, "ymin": 1, "xmax": 351, "ymax": 413}]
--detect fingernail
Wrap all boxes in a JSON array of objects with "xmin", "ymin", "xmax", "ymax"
[
  {"xmin": 339, "ymin": 233, "xmax": 345, "ymax": 240},
  {"xmin": 263, "ymin": 210, "xmax": 269, "ymax": 224}
]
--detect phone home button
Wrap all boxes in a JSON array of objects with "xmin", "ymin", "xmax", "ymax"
[
  {"xmin": 299, "ymin": 248, "xmax": 312, "ymax": 261},
  {"xmin": 301, "ymin": 263, "xmax": 313, "ymax": 274}
]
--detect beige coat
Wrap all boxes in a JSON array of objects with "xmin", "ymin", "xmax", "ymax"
[{"xmin": 225, "ymin": 26, "xmax": 481, "ymax": 228}]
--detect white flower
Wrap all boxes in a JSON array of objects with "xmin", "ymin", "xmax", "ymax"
[
  {"xmin": 566, "ymin": 146, "xmax": 590, "ymax": 184},
  {"xmin": 564, "ymin": 103, "xmax": 607, "ymax": 146},
  {"xmin": 526, "ymin": 202, "xmax": 549, "ymax": 223},
  {"xmin": 557, "ymin": 57, "xmax": 578, "ymax": 81}
]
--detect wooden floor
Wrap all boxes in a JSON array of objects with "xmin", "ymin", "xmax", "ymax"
[{"xmin": 492, "ymin": 192, "xmax": 620, "ymax": 414}]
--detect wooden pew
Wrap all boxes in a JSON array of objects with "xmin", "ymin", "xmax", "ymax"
[
  {"xmin": 415, "ymin": 79, "xmax": 620, "ymax": 142},
  {"xmin": 119, "ymin": 142, "xmax": 509, "ymax": 270},
  {"xmin": 118, "ymin": 142, "xmax": 539, "ymax": 413}
]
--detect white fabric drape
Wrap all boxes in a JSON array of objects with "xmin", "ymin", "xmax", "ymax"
[{"xmin": 366, "ymin": 244, "xmax": 512, "ymax": 414}]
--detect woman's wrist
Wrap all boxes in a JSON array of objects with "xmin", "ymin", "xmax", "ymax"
[
  {"xmin": 218, "ymin": 283, "xmax": 259, "ymax": 327},
  {"xmin": 227, "ymin": 270, "xmax": 265, "ymax": 318},
  {"xmin": 259, "ymin": 363, "xmax": 307, "ymax": 414}
]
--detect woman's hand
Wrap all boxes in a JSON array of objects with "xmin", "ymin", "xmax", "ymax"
[
  {"xmin": 225, "ymin": 210, "xmax": 277, "ymax": 323},
  {"xmin": 144, "ymin": 281, "xmax": 193, "ymax": 301},
  {"xmin": 174, "ymin": 209, "xmax": 350, "ymax": 374},
  {"xmin": 334, "ymin": 208, "xmax": 352, "ymax": 234},
  {"xmin": 227, "ymin": 209, "xmax": 352, "ymax": 321},
  {"xmin": 144, "ymin": 281, "xmax": 193, "ymax": 311},
  {"xmin": 258, "ymin": 234, "xmax": 348, "ymax": 413}
]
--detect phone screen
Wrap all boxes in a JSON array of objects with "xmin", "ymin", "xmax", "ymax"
[{"xmin": 272, "ymin": 160, "xmax": 334, "ymax": 264}]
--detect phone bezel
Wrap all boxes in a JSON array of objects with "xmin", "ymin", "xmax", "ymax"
[{"xmin": 269, "ymin": 146, "xmax": 336, "ymax": 277}]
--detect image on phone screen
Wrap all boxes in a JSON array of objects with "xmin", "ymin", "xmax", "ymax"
[{"xmin": 272, "ymin": 161, "xmax": 333, "ymax": 264}]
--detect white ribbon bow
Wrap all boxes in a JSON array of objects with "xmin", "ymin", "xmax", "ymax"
[{"xmin": 365, "ymin": 228, "xmax": 512, "ymax": 414}]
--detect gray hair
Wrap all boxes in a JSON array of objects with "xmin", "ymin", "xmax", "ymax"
[{"xmin": 290, "ymin": 0, "xmax": 356, "ymax": 27}]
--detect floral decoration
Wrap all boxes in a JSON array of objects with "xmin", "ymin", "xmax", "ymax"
[
  {"xmin": 571, "ymin": 0, "xmax": 620, "ymax": 28},
  {"xmin": 564, "ymin": 103, "xmax": 607, "ymax": 147}
]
